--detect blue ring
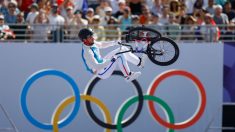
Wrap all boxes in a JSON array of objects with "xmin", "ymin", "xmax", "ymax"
[{"xmin": 20, "ymin": 69, "xmax": 80, "ymax": 130}]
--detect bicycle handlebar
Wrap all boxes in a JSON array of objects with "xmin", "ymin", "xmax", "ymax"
[
  {"xmin": 117, "ymin": 41, "xmax": 133, "ymax": 50},
  {"xmin": 115, "ymin": 41, "xmax": 133, "ymax": 55}
]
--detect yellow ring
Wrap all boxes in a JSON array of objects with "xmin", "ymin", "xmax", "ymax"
[{"xmin": 52, "ymin": 95, "xmax": 112, "ymax": 132}]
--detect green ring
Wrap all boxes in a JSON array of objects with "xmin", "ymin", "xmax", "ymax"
[{"xmin": 116, "ymin": 95, "xmax": 175, "ymax": 132}]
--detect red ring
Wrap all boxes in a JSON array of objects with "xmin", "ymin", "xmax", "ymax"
[{"xmin": 148, "ymin": 70, "xmax": 206, "ymax": 129}]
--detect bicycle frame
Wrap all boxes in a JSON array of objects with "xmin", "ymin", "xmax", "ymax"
[
  {"xmin": 115, "ymin": 42, "xmax": 163, "ymax": 56},
  {"xmin": 115, "ymin": 42, "xmax": 147, "ymax": 56}
]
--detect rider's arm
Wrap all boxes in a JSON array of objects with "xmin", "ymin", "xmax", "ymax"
[
  {"xmin": 95, "ymin": 41, "xmax": 117, "ymax": 49},
  {"xmin": 84, "ymin": 49, "xmax": 111, "ymax": 71}
]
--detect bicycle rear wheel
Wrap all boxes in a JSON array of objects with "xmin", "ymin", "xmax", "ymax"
[{"xmin": 147, "ymin": 37, "xmax": 179, "ymax": 66}]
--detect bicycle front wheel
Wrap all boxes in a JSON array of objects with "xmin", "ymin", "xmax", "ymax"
[{"xmin": 147, "ymin": 37, "xmax": 179, "ymax": 66}]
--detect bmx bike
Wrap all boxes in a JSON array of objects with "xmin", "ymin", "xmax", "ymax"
[{"xmin": 117, "ymin": 26, "xmax": 179, "ymax": 66}]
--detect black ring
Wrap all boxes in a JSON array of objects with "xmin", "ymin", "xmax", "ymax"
[{"xmin": 85, "ymin": 71, "xmax": 144, "ymax": 129}]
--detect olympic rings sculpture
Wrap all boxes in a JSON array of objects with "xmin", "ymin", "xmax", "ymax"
[{"xmin": 20, "ymin": 69, "xmax": 206, "ymax": 131}]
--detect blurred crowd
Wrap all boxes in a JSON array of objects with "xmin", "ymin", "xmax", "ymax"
[{"xmin": 0, "ymin": 0, "xmax": 235, "ymax": 42}]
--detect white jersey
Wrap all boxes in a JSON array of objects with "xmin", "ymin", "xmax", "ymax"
[{"xmin": 81, "ymin": 41, "xmax": 116, "ymax": 73}]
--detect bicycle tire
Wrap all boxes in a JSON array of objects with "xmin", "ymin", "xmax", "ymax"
[
  {"xmin": 125, "ymin": 27, "xmax": 162, "ymax": 43},
  {"xmin": 147, "ymin": 37, "xmax": 179, "ymax": 66}
]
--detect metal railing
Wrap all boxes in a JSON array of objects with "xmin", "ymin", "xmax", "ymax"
[{"xmin": 0, "ymin": 24, "xmax": 234, "ymax": 43}]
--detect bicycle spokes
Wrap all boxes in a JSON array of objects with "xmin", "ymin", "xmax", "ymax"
[
  {"xmin": 147, "ymin": 37, "xmax": 179, "ymax": 66},
  {"xmin": 152, "ymin": 41, "xmax": 175, "ymax": 59}
]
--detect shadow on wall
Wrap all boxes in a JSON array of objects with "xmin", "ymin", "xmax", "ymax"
[{"xmin": 224, "ymin": 42, "xmax": 235, "ymax": 102}]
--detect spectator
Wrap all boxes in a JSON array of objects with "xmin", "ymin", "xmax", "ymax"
[
  {"xmin": 200, "ymin": 13, "xmax": 220, "ymax": 42},
  {"xmin": 181, "ymin": 15, "xmax": 197, "ymax": 41},
  {"xmin": 31, "ymin": 9, "xmax": 50, "ymax": 42},
  {"xmin": 128, "ymin": 0, "xmax": 145, "ymax": 15},
  {"xmin": 177, "ymin": 5, "xmax": 187, "ymax": 25},
  {"xmin": 131, "ymin": 15, "xmax": 140, "ymax": 25},
  {"xmin": 105, "ymin": 16, "xmax": 121, "ymax": 40},
  {"xmin": 64, "ymin": 6, "xmax": 74, "ymax": 24},
  {"xmin": 67, "ymin": 10, "xmax": 87, "ymax": 40},
  {"xmin": 90, "ymin": 15, "xmax": 105, "ymax": 41},
  {"xmin": 100, "ymin": 6, "xmax": 113, "ymax": 26},
  {"xmin": 169, "ymin": 0, "xmax": 180, "ymax": 16},
  {"xmin": 64, "ymin": 6, "xmax": 74, "ymax": 39},
  {"xmin": 87, "ymin": 0, "xmax": 100, "ymax": 11},
  {"xmin": 185, "ymin": 0, "xmax": 196, "ymax": 14},
  {"xmin": 166, "ymin": 13, "xmax": 181, "ymax": 41},
  {"xmin": 146, "ymin": 0, "xmax": 154, "ymax": 10},
  {"xmin": 85, "ymin": 8, "xmax": 95, "ymax": 24},
  {"xmin": 223, "ymin": 21, "xmax": 235, "ymax": 40},
  {"xmin": 37, "ymin": 0, "xmax": 45, "ymax": 10},
  {"xmin": 118, "ymin": 7, "xmax": 132, "ymax": 31},
  {"xmin": 0, "ymin": 14, "xmax": 15, "ymax": 40},
  {"xmin": 149, "ymin": 13, "xmax": 164, "ymax": 33},
  {"xmin": 48, "ymin": 3, "xmax": 65, "ymax": 42},
  {"xmin": 151, "ymin": 13, "xmax": 162, "ymax": 25},
  {"xmin": 96, "ymin": 0, "xmax": 111, "ymax": 18},
  {"xmin": 10, "ymin": 12, "xmax": 30, "ymax": 41},
  {"xmin": 59, "ymin": 0, "xmax": 75, "ymax": 18},
  {"xmin": 213, "ymin": 4, "xmax": 229, "ymax": 33},
  {"xmin": 0, "ymin": 0, "xmax": 8, "ymax": 17},
  {"xmin": 139, "ymin": 5, "xmax": 152, "ymax": 24},
  {"xmin": 193, "ymin": 8, "xmax": 207, "ymax": 40},
  {"xmin": 206, "ymin": 0, "xmax": 216, "ymax": 15},
  {"xmin": 121, "ymin": 15, "xmax": 139, "ymax": 40},
  {"xmin": 159, "ymin": 5, "xmax": 169, "ymax": 25},
  {"xmin": 151, "ymin": 0, "xmax": 163, "ymax": 16},
  {"xmin": 194, "ymin": 0, "xmax": 204, "ymax": 10},
  {"xmin": 194, "ymin": 8, "xmax": 206, "ymax": 25},
  {"xmin": 73, "ymin": 9, "xmax": 88, "ymax": 25},
  {"xmin": 193, "ymin": 4, "xmax": 206, "ymax": 24},
  {"xmin": 5, "ymin": 1, "xmax": 18, "ymax": 24},
  {"xmin": 26, "ymin": 3, "xmax": 39, "ymax": 25},
  {"xmin": 114, "ymin": 0, "xmax": 127, "ymax": 18},
  {"xmin": 223, "ymin": 1, "xmax": 235, "ymax": 21},
  {"xmin": 17, "ymin": 0, "xmax": 34, "ymax": 14},
  {"xmin": 109, "ymin": 0, "xmax": 120, "ymax": 14}
]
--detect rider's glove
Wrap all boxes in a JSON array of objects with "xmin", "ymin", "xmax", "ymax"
[{"xmin": 111, "ymin": 56, "xmax": 117, "ymax": 62}]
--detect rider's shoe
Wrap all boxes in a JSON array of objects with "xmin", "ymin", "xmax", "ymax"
[
  {"xmin": 138, "ymin": 54, "xmax": 148, "ymax": 68},
  {"xmin": 125, "ymin": 72, "xmax": 141, "ymax": 82}
]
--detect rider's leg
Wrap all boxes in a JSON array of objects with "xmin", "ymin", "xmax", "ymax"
[
  {"xmin": 116, "ymin": 54, "xmax": 131, "ymax": 76},
  {"xmin": 97, "ymin": 54, "xmax": 130, "ymax": 79},
  {"xmin": 121, "ymin": 46, "xmax": 147, "ymax": 68},
  {"xmin": 97, "ymin": 60, "xmax": 117, "ymax": 79},
  {"xmin": 122, "ymin": 46, "xmax": 141, "ymax": 66},
  {"xmin": 104, "ymin": 46, "xmax": 141, "ymax": 66}
]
